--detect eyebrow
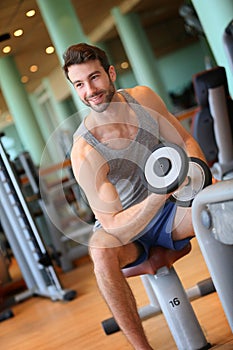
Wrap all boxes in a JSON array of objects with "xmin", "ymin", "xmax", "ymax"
[{"xmin": 71, "ymin": 70, "xmax": 101, "ymax": 85}]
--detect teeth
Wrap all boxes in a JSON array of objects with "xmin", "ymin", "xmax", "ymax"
[{"xmin": 91, "ymin": 95, "xmax": 102, "ymax": 102}]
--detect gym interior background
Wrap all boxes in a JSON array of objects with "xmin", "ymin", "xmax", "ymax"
[{"xmin": 0, "ymin": 0, "xmax": 233, "ymax": 349}]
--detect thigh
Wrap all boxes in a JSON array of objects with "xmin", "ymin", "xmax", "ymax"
[
  {"xmin": 89, "ymin": 228, "xmax": 142, "ymax": 269},
  {"xmin": 172, "ymin": 206, "xmax": 194, "ymax": 241}
]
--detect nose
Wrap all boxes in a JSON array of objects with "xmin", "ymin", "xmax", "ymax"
[{"xmin": 86, "ymin": 81, "xmax": 96, "ymax": 98}]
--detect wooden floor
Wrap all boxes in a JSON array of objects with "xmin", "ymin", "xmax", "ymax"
[{"xmin": 1, "ymin": 239, "xmax": 232, "ymax": 350}]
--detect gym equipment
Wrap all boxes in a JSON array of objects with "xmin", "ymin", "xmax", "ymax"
[
  {"xmin": 102, "ymin": 251, "xmax": 214, "ymax": 349},
  {"xmin": 0, "ymin": 133, "xmax": 76, "ymax": 302},
  {"xmin": 0, "ymin": 233, "xmax": 11, "ymax": 285},
  {"xmin": 192, "ymin": 179, "xmax": 233, "ymax": 332},
  {"xmin": 0, "ymin": 309, "xmax": 14, "ymax": 323},
  {"xmin": 18, "ymin": 151, "xmax": 93, "ymax": 272},
  {"xmin": 192, "ymin": 66, "xmax": 233, "ymax": 179},
  {"xmin": 142, "ymin": 142, "xmax": 212, "ymax": 206},
  {"xmin": 224, "ymin": 20, "xmax": 233, "ymax": 75},
  {"xmin": 171, "ymin": 157, "xmax": 212, "ymax": 207}
]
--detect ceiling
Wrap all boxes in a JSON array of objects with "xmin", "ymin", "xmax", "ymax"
[{"xmin": 0, "ymin": 0, "xmax": 197, "ymax": 122}]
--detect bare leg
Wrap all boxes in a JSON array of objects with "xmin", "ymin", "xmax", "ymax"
[
  {"xmin": 89, "ymin": 230, "xmax": 153, "ymax": 350},
  {"xmin": 172, "ymin": 206, "xmax": 194, "ymax": 241}
]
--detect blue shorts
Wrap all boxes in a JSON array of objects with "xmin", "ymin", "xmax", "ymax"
[{"xmin": 127, "ymin": 201, "xmax": 192, "ymax": 268}]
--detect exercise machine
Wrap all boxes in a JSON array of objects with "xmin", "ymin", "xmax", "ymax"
[
  {"xmin": 17, "ymin": 150, "xmax": 93, "ymax": 272},
  {"xmin": 0, "ymin": 133, "xmax": 76, "ymax": 303},
  {"xmin": 191, "ymin": 53, "xmax": 233, "ymax": 333},
  {"xmin": 192, "ymin": 180, "xmax": 233, "ymax": 332},
  {"xmin": 192, "ymin": 66, "xmax": 233, "ymax": 179}
]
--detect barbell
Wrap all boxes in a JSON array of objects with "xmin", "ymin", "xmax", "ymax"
[{"xmin": 142, "ymin": 142, "xmax": 212, "ymax": 207}]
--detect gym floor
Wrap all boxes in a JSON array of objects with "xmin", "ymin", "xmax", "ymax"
[{"xmin": 1, "ymin": 239, "xmax": 233, "ymax": 350}]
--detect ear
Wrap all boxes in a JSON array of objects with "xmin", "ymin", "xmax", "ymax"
[{"xmin": 108, "ymin": 65, "xmax": 117, "ymax": 82}]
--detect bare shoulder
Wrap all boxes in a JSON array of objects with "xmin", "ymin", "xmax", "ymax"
[
  {"xmin": 71, "ymin": 136, "xmax": 89, "ymax": 163},
  {"xmin": 125, "ymin": 86, "xmax": 168, "ymax": 115},
  {"xmin": 71, "ymin": 136, "xmax": 108, "ymax": 180},
  {"xmin": 71, "ymin": 137, "xmax": 94, "ymax": 177}
]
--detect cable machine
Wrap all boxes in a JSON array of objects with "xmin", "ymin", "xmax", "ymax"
[{"xmin": 0, "ymin": 133, "xmax": 76, "ymax": 302}]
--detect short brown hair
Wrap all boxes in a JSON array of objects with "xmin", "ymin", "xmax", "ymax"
[{"xmin": 63, "ymin": 43, "xmax": 110, "ymax": 80}]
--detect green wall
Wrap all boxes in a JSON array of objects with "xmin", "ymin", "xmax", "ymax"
[
  {"xmin": 117, "ymin": 41, "xmax": 208, "ymax": 95},
  {"xmin": 158, "ymin": 42, "xmax": 208, "ymax": 92}
]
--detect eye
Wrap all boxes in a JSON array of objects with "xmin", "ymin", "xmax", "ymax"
[
  {"xmin": 75, "ymin": 82, "xmax": 83, "ymax": 89},
  {"xmin": 91, "ymin": 74, "xmax": 99, "ymax": 80}
]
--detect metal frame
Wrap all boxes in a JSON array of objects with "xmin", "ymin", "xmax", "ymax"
[
  {"xmin": 0, "ymin": 136, "xmax": 76, "ymax": 301},
  {"xmin": 192, "ymin": 180, "xmax": 233, "ymax": 332}
]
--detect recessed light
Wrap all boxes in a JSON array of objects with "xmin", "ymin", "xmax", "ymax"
[
  {"xmin": 14, "ymin": 29, "xmax": 24, "ymax": 37},
  {"xmin": 2, "ymin": 46, "xmax": 11, "ymax": 54},
  {"xmin": 121, "ymin": 61, "xmax": 129, "ymax": 69},
  {"xmin": 21, "ymin": 76, "xmax": 29, "ymax": 83},
  {"xmin": 26, "ymin": 9, "xmax": 36, "ymax": 17},
  {"xmin": 30, "ymin": 65, "xmax": 38, "ymax": 72},
  {"xmin": 45, "ymin": 46, "xmax": 55, "ymax": 54}
]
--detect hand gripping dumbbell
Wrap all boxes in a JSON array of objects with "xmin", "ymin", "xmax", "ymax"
[{"xmin": 142, "ymin": 142, "xmax": 212, "ymax": 207}]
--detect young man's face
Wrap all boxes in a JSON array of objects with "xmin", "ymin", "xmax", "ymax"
[{"xmin": 67, "ymin": 59, "xmax": 116, "ymax": 113}]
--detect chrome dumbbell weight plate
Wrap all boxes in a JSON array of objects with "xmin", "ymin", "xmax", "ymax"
[
  {"xmin": 143, "ymin": 143, "xmax": 189, "ymax": 194},
  {"xmin": 171, "ymin": 157, "xmax": 212, "ymax": 207}
]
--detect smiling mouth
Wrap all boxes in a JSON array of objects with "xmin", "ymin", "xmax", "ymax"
[{"xmin": 88, "ymin": 92, "xmax": 104, "ymax": 104}]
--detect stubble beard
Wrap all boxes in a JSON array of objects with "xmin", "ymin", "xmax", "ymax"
[{"xmin": 83, "ymin": 81, "xmax": 116, "ymax": 113}]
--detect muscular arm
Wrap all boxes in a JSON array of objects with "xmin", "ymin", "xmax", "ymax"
[
  {"xmin": 129, "ymin": 86, "xmax": 206, "ymax": 161},
  {"xmin": 71, "ymin": 137, "xmax": 169, "ymax": 244}
]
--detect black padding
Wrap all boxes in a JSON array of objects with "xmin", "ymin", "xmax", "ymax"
[
  {"xmin": 193, "ymin": 66, "xmax": 229, "ymax": 107},
  {"xmin": 192, "ymin": 109, "xmax": 218, "ymax": 163},
  {"xmin": 192, "ymin": 66, "xmax": 233, "ymax": 163},
  {"xmin": 197, "ymin": 278, "xmax": 216, "ymax": 296},
  {"xmin": 102, "ymin": 317, "xmax": 120, "ymax": 335}
]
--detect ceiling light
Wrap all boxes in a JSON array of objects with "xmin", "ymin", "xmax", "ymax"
[
  {"xmin": 30, "ymin": 65, "xmax": 38, "ymax": 72},
  {"xmin": 14, "ymin": 29, "xmax": 24, "ymax": 37},
  {"xmin": 121, "ymin": 61, "xmax": 129, "ymax": 69},
  {"xmin": 45, "ymin": 46, "xmax": 55, "ymax": 54},
  {"xmin": 2, "ymin": 46, "xmax": 11, "ymax": 54},
  {"xmin": 21, "ymin": 76, "xmax": 29, "ymax": 83},
  {"xmin": 26, "ymin": 9, "xmax": 36, "ymax": 17}
]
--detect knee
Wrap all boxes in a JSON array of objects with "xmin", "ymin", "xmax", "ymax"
[{"xmin": 88, "ymin": 231, "xmax": 121, "ymax": 271}]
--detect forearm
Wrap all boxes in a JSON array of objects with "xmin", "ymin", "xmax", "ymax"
[
  {"xmin": 184, "ymin": 136, "xmax": 206, "ymax": 162},
  {"xmin": 100, "ymin": 193, "xmax": 169, "ymax": 244}
]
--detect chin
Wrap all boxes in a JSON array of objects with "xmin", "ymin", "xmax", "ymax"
[{"xmin": 92, "ymin": 102, "xmax": 110, "ymax": 113}]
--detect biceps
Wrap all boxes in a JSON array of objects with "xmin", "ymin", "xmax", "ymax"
[
  {"xmin": 71, "ymin": 148, "xmax": 122, "ymax": 221},
  {"xmin": 159, "ymin": 113, "xmax": 189, "ymax": 147},
  {"xmin": 81, "ymin": 178, "xmax": 123, "ymax": 218}
]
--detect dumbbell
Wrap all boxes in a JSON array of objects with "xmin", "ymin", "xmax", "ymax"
[{"xmin": 142, "ymin": 142, "xmax": 212, "ymax": 207}]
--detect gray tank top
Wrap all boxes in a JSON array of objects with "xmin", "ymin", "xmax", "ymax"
[{"xmin": 73, "ymin": 89, "xmax": 160, "ymax": 213}]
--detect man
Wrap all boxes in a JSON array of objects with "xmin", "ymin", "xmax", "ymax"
[{"xmin": 63, "ymin": 43, "xmax": 206, "ymax": 349}]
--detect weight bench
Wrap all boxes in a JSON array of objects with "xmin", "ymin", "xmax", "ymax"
[{"xmin": 102, "ymin": 243, "xmax": 214, "ymax": 350}]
